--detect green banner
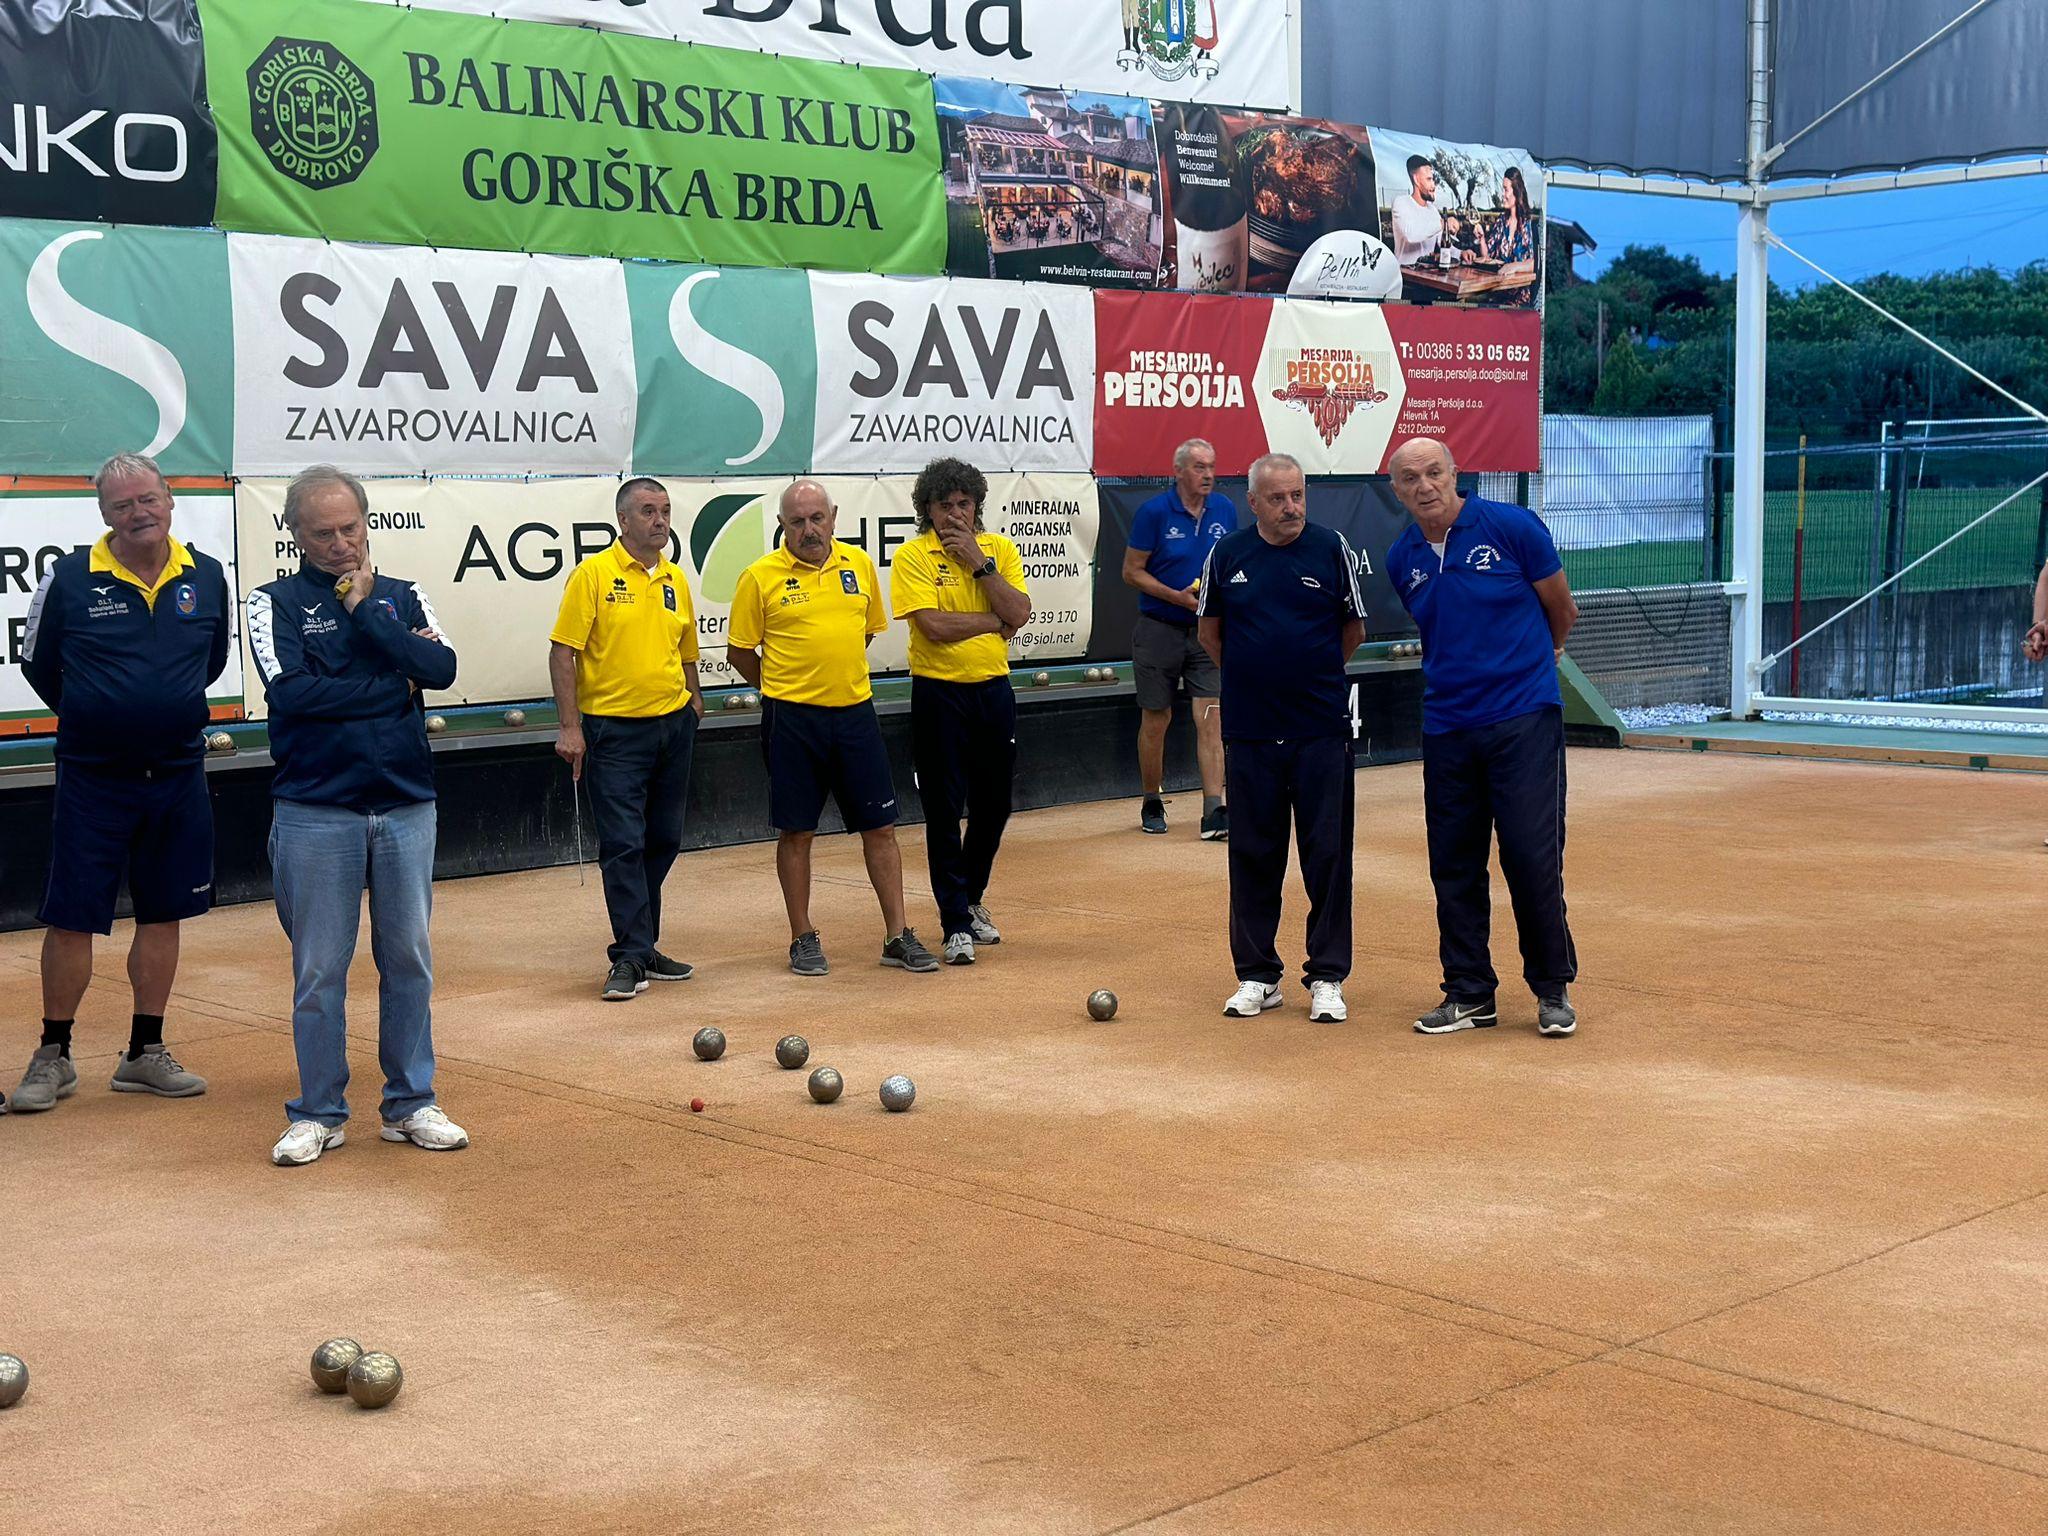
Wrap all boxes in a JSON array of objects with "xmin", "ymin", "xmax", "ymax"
[
  {"xmin": 627, "ymin": 263, "xmax": 817, "ymax": 477},
  {"xmin": 0, "ymin": 218, "xmax": 232, "ymax": 476},
  {"xmin": 199, "ymin": 0, "xmax": 947, "ymax": 274}
]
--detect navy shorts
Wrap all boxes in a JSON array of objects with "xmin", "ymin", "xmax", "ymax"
[
  {"xmin": 41, "ymin": 759, "xmax": 215, "ymax": 934},
  {"xmin": 761, "ymin": 698, "xmax": 899, "ymax": 834}
]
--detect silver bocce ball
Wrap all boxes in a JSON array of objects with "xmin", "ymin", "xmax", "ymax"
[
  {"xmin": 692, "ymin": 1027, "xmax": 726, "ymax": 1062},
  {"xmin": 879, "ymin": 1074, "xmax": 916, "ymax": 1112},
  {"xmin": 807, "ymin": 1066, "xmax": 843, "ymax": 1104},
  {"xmin": 775, "ymin": 1034, "xmax": 810, "ymax": 1070}
]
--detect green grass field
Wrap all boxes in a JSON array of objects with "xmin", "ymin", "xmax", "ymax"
[{"xmin": 1559, "ymin": 487, "xmax": 2045, "ymax": 600}]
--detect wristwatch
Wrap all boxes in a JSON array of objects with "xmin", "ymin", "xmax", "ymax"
[{"xmin": 971, "ymin": 556, "xmax": 997, "ymax": 580}]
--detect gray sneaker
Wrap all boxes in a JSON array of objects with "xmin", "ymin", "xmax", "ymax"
[
  {"xmin": 881, "ymin": 928, "xmax": 939, "ymax": 973},
  {"xmin": 109, "ymin": 1046, "xmax": 207, "ymax": 1098},
  {"xmin": 1537, "ymin": 991, "xmax": 1578, "ymax": 1038},
  {"xmin": 12, "ymin": 1044, "xmax": 78, "ymax": 1113},
  {"xmin": 942, "ymin": 931, "xmax": 976, "ymax": 965},
  {"xmin": 1414, "ymin": 997, "xmax": 1498, "ymax": 1034},
  {"xmin": 790, "ymin": 930, "xmax": 828, "ymax": 976},
  {"xmin": 967, "ymin": 904, "xmax": 1002, "ymax": 945}
]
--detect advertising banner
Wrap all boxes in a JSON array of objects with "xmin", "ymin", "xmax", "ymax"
[
  {"xmin": 627, "ymin": 262, "xmax": 817, "ymax": 477},
  {"xmin": 227, "ymin": 235, "xmax": 637, "ymax": 476},
  {"xmin": 1368, "ymin": 127, "xmax": 1544, "ymax": 310},
  {"xmin": 0, "ymin": 0, "xmax": 218, "ymax": 227},
  {"xmin": 810, "ymin": 274, "xmax": 1095, "ymax": 474},
  {"xmin": 339, "ymin": 0, "xmax": 1296, "ymax": 111},
  {"xmin": 1157, "ymin": 106, "xmax": 1382, "ymax": 297},
  {"xmin": 236, "ymin": 471, "xmax": 1097, "ymax": 711},
  {"xmin": 936, "ymin": 77, "xmax": 1163, "ymax": 289},
  {"xmin": 3, "ymin": 486, "xmax": 243, "ymax": 717},
  {"xmin": 1093, "ymin": 291, "xmax": 1539, "ymax": 475},
  {"xmin": 0, "ymin": 218, "xmax": 233, "ymax": 476},
  {"xmin": 200, "ymin": 0, "xmax": 949, "ymax": 272}
]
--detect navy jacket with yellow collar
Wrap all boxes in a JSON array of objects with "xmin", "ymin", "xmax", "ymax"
[{"xmin": 246, "ymin": 562, "xmax": 458, "ymax": 811}]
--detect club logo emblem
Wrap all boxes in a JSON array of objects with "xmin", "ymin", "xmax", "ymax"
[
  {"xmin": 247, "ymin": 37, "xmax": 379, "ymax": 190},
  {"xmin": 840, "ymin": 570, "xmax": 860, "ymax": 595},
  {"xmin": 1117, "ymin": 1, "xmax": 1222, "ymax": 85},
  {"xmin": 174, "ymin": 583, "xmax": 197, "ymax": 616}
]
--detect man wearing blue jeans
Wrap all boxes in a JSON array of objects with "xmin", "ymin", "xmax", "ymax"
[{"xmin": 247, "ymin": 464, "xmax": 469, "ymax": 1166}]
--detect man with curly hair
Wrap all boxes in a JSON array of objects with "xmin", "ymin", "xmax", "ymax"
[{"xmin": 890, "ymin": 459, "xmax": 1033, "ymax": 965}]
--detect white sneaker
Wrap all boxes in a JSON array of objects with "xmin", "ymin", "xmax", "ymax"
[
  {"xmin": 273, "ymin": 1120, "xmax": 345, "ymax": 1167},
  {"xmin": 1223, "ymin": 980, "xmax": 1283, "ymax": 1017},
  {"xmin": 943, "ymin": 931, "xmax": 976, "ymax": 965},
  {"xmin": 967, "ymin": 904, "xmax": 1002, "ymax": 944},
  {"xmin": 1308, "ymin": 980, "xmax": 1348, "ymax": 1023},
  {"xmin": 380, "ymin": 1105, "xmax": 470, "ymax": 1151}
]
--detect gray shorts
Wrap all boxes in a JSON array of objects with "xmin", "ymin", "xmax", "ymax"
[{"xmin": 1132, "ymin": 613, "xmax": 1221, "ymax": 711}]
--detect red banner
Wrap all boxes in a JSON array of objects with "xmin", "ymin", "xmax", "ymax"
[{"xmin": 1093, "ymin": 292, "xmax": 1539, "ymax": 476}]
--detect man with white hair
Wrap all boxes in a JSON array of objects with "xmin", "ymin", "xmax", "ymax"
[
  {"xmin": 1387, "ymin": 437, "xmax": 1581, "ymax": 1038},
  {"xmin": 248, "ymin": 465, "xmax": 469, "ymax": 1165},
  {"xmin": 727, "ymin": 479, "xmax": 937, "ymax": 977},
  {"xmin": 11, "ymin": 452, "xmax": 230, "ymax": 1114},
  {"xmin": 1197, "ymin": 454, "xmax": 1366, "ymax": 1024},
  {"xmin": 1123, "ymin": 437, "xmax": 1233, "ymax": 838}
]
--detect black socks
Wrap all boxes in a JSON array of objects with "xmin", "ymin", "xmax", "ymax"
[
  {"xmin": 128, "ymin": 1013, "xmax": 164, "ymax": 1061},
  {"xmin": 41, "ymin": 1018, "xmax": 73, "ymax": 1058}
]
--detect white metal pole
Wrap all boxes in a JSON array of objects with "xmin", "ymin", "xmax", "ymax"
[{"xmin": 1730, "ymin": 0, "xmax": 1773, "ymax": 718}]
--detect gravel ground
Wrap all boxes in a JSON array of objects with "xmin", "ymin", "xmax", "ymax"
[{"xmin": 1616, "ymin": 702, "xmax": 2048, "ymax": 736}]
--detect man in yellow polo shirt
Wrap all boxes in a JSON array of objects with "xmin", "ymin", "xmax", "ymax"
[
  {"xmin": 890, "ymin": 457, "xmax": 1032, "ymax": 966},
  {"xmin": 549, "ymin": 477, "xmax": 704, "ymax": 1002},
  {"xmin": 727, "ymin": 479, "xmax": 937, "ymax": 977}
]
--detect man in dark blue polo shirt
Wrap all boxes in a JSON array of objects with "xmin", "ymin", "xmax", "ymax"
[
  {"xmin": 1123, "ymin": 437, "xmax": 1234, "ymax": 838},
  {"xmin": 1197, "ymin": 453, "xmax": 1366, "ymax": 1024},
  {"xmin": 1387, "ymin": 438, "xmax": 1582, "ymax": 1039},
  {"xmin": 12, "ymin": 452, "xmax": 229, "ymax": 1115}
]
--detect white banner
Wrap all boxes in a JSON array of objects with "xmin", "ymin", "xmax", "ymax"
[
  {"xmin": 228, "ymin": 236, "xmax": 637, "ymax": 477},
  {"xmin": 1539, "ymin": 414, "xmax": 1712, "ymax": 550},
  {"xmin": 810, "ymin": 275, "xmax": 1095, "ymax": 474},
  {"xmin": 234, "ymin": 473, "xmax": 1097, "ymax": 715},
  {"xmin": 2, "ymin": 488, "xmax": 242, "ymax": 716},
  {"xmin": 346, "ymin": 0, "xmax": 1296, "ymax": 109}
]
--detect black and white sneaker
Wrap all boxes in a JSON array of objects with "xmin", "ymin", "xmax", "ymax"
[
  {"xmin": 790, "ymin": 930, "xmax": 829, "ymax": 977},
  {"xmin": 967, "ymin": 904, "xmax": 1002, "ymax": 944},
  {"xmin": 645, "ymin": 952, "xmax": 694, "ymax": 982},
  {"xmin": 1414, "ymin": 997, "xmax": 1497, "ymax": 1034},
  {"xmin": 1200, "ymin": 805, "xmax": 1229, "ymax": 841},
  {"xmin": 1537, "ymin": 991, "xmax": 1578, "ymax": 1037},
  {"xmin": 882, "ymin": 928, "xmax": 940, "ymax": 973},
  {"xmin": 601, "ymin": 959, "xmax": 647, "ymax": 1001},
  {"xmin": 1140, "ymin": 796, "xmax": 1167, "ymax": 835}
]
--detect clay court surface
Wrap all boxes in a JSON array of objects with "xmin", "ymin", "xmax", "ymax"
[{"xmin": 3, "ymin": 748, "xmax": 2046, "ymax": 1532}]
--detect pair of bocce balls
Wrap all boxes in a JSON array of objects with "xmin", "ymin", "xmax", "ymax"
[
  {"xmin": 685, "ymin": 1027, "xmax": 915, "ymax": 1112},
  {"xmin": 310, "ymin": 1338, "xmax": 404, "ymax": 1409}
]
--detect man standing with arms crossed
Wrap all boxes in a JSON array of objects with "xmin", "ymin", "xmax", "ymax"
[
  {"xmin": 12, "ymin": 452, "xmax": 228, "ymax": 1113},
  {"xmin": 1123, "ymin": 437, "xmax": 1232, "ymax": 838},
  {"xmin": 890, "ymin": 458, "xmax": 1032, "ymax": 966},
  {"xmin": 1387, "ymin": 438, "xmax": 1581, "ymax": 1039},
  {"xmin": 550, "ymin": 478, "xmax": 704, "ymax": 1002},
  {"xmin": 249, "ymin": 465, "xmax": 469, "ymax": 1166},
  {"xmin": 728, "ymin": 480, "xmax": 938, "ymax": 977},
  {"xmin": 1198, "ymin": 454, "xmax": 1366, "ymax": 1024}
]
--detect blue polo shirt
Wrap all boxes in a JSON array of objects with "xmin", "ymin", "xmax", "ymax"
[
  {"xmin": 1197, "ymin": 522, "xmax": 1365, "ymax": 741},
  {"xmin": 1389, "ymin": 495, "xmax": 1563, "ymax": 734},
  {"xmin": 1128, "ymin": 487, "xmax": 1236, "ymax": 626}
]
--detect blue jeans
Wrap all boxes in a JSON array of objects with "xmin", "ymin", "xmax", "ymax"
[{"xmin": 269, "ymin": 799, "xmax": 439, "ymax": 1128}]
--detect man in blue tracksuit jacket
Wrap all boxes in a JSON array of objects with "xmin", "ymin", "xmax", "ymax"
[
  {"xmin": 1387, "ymin": 438, "xmax": 1582, "ymax": 1039},
  {"xmin": 11, "ymin": 452, "xmax": 229, "ymax": 1116},
  {"xmin": 246, "ymin": 464, "xmax": 470, "ymax": 1167}
]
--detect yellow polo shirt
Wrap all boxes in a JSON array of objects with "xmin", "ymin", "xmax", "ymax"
[
  {"xmin": 890, "ymin": 529, "xmax": 1028, "ymax": 683},
  {"xmin": 728, "ymin": 541, "xmax": 886, "ymax": 706},
  {"xmin": 92, "ymin": 533, "xmax": 193, "ymax": 608},
  {"xmin": 549, "ymin": 540, "xmax": 699, "ymax": 717}
]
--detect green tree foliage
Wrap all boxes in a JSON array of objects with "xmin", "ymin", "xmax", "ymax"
[{"xmin": 1543, "ymin": 245, "xmax": 2048, "ymax": 442}]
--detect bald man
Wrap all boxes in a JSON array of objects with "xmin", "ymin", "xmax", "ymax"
[{"xmin": 1387, "ymin": 438, "xmax": 1581, "ymax": 1039}]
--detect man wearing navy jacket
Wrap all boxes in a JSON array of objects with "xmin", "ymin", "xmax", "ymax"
[
  {"xmin": 11, "ymin": 453, "xmax": 229, "ymax": 1115},
  {"xmin": 247, "ymin": 465, "xmax": 469, "ymax": 1166},
  {"xmin": 1387, "ymin": 438, "xmax": 1581, "ymax": 1039},
  {"xmin": 1197, "ymin": 454, "xmax": 1366, "ymax": 1025}
]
